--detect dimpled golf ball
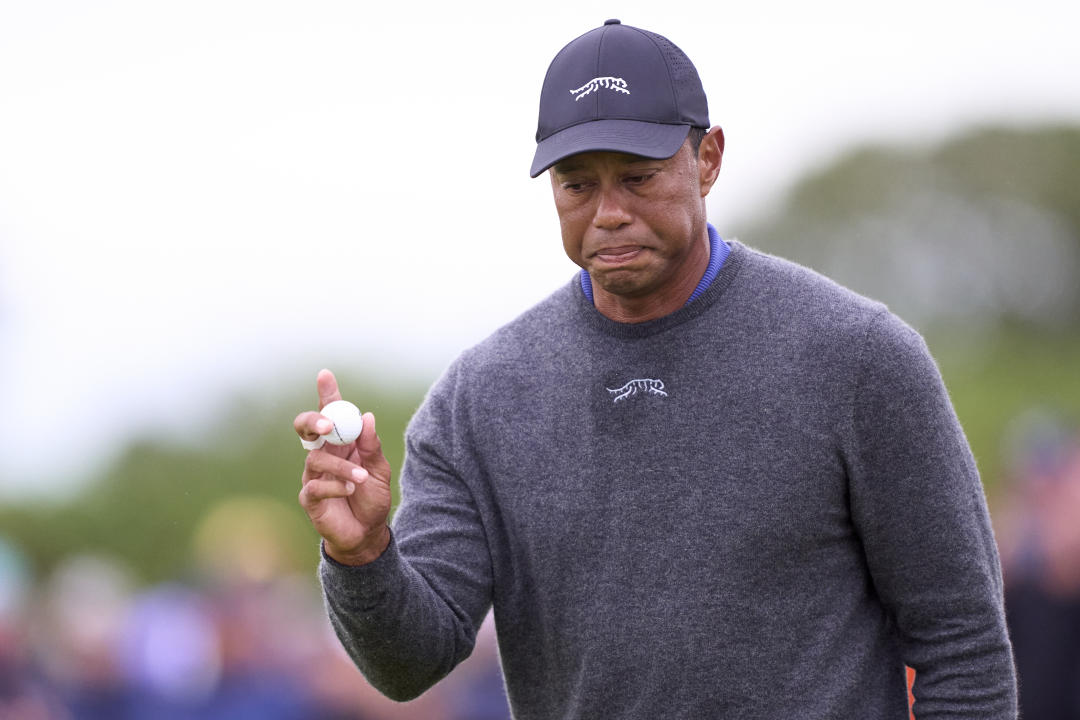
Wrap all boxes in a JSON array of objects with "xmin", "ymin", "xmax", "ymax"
[{"xmin": 320, "ymin": 400, "xmax": 364, "ymax": 445}]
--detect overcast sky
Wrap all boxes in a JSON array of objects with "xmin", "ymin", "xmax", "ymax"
[{"xmin": 2, "ymin": 0, "xmax": 1079, "ymax": 498}]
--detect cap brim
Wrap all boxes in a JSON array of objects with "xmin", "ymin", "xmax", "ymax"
[{"xmin": 530, "ymin": 120, "xmax": 691, "ymax": 178}]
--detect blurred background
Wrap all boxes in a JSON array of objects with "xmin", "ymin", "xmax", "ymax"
[{"xmin": 2, "ymin": 0, "xmax": 1079, "ymax": 717}]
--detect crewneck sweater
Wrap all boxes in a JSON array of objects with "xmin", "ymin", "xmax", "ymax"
[{"xmin": 320, "ymin": 242, "xmax": 1017, "ymax": 718}]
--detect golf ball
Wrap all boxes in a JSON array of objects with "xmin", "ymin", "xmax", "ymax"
[{"xmin": 320, "ymin": 400, "xmax": 364, "ymax": 445}]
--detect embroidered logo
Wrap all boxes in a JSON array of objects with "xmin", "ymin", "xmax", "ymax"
[
  {"xmin": 570, "ymin": 76, "xmax": 630, "ymax": 101},
  {"xmin": 607, "ymin": 378, "xmax": 668, "ymax": 403}
]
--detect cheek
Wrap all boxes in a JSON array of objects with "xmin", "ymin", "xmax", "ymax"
[
  {"xmin": 560, "ymin": 218, "xmax": 584, "ymax": 263},
  {"xmin": 554, "ymin": 200, "xmax": 589, "ymax": 256},
  {"xmin": 652, "ymin": 180, "xmax": 701, "ymax": 237}
]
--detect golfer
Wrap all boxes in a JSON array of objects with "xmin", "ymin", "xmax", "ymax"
[{"xmin": 295, "ymin": 20, "xmax": 1017, "ymax": 718}]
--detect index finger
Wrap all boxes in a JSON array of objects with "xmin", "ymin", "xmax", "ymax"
[{"xmin": 317, "ymin": 368, "xmax": 343, "ymax": 411}]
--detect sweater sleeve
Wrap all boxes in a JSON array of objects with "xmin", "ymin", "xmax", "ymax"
[
  {"xmin": 319, "ymin": 359, "xmax": 494, "ymax": 702},
  {"xmin": 846, "ymin": 310, "xmax": 1017, "ymax": 718}
]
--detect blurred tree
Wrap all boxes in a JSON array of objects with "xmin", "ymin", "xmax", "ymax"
[
  {"xmin": 0, "ymin": 373, "xmax": 427, "ymax": 584},
  {"xmin": 735, "ymin": 125, "xmax": 1080, "ymax": 331}
]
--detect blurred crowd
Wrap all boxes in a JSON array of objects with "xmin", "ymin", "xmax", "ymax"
[
  {"xmin": 0, "ymin": 498, "xmax": 510, "ymax": 720},
  {"xmin": 995, "ymin": 409, "xmax": 1080, "ymax": 718},
  {"xmin": 4, "ymin": 409, "xmax": 1080, "ymax": 719}
]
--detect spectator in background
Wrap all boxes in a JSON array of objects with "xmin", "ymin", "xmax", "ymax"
[
  {"xmin": 997, "ymin": 410, "xmax": 1080, "ymax": 718},
  {"xmin": 35, "ymin": 554, "xmax": 140, "ymax": 720},
  {"xmin": 0, "ymin": 537, "xmax": 67, "ymax": 720},
  {"xmin": 13, "ymin": 494, "xmax": 507, "ymax": 720}
]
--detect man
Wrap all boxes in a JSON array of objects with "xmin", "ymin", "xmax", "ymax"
[{"xmin": 295, "ymin": 20, "xmax": 1017, "ymax": 718}]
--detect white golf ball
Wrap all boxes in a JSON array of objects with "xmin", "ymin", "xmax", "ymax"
[{"xmin": 320, "ymin": 400, "xmax": 364, "ymax": 445}]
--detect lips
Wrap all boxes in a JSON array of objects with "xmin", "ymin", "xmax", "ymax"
[{"xmin": 592, "ymin": 245, "xmax": 646, "ymax": 266}]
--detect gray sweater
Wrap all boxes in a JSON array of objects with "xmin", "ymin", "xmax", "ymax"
[{"xmin": 320, "ymin": 242, "xmax": 1017, "ymax": 718}]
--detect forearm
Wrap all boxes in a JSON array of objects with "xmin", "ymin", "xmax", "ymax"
[
  {"xmin": 318, "ymin": 357, "xmax": 496, "ymax": 701},
  {"xmin": 856, "ymin": 437, "xmax": 1015, "ymax": 717},
  {"xmin": 319, "ymin": 532, "xmax": 481, "ymax": 702},
  {"xmin": 850, "ymin": 311, "xmax": 1017, "ymax": 716}
]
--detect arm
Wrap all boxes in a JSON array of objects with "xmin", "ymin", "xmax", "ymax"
[
  {"xmin": 846, "ymin": 313, "xmax": 1017, "ymax": 718},
  {"xmin": 296, "ymin": 367, "xmax": 493, "ymax": 701}
]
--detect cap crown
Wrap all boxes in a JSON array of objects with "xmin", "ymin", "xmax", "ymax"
[{"xmin": 535, "ymin": 21, "xmax": 709, "ymax": 143}]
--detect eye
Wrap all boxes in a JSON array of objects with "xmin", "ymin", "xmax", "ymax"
[
  {"xmin": 561, "ymin": 181, "xmax": 590, "ymax": 193},
  {"xmin": 624, "ymin": 172, "xmax": 655, "ymax": 186}
]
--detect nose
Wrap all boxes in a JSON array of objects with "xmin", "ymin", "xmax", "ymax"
[{"xmin": 593, "ymin": 185, "xmax": 632, "ymax": 230}]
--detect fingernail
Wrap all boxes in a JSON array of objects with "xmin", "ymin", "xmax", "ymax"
[
  {"xmin": 316, "ymin": 420, "xmax": 332, "ymax": 434},
  {"xmin": 352, "ymin": 468, "xmax": 367, "ymax": 483},
  {"xmin": 345, "ymin": 483, "xmax": 355, "ymax": 494}
]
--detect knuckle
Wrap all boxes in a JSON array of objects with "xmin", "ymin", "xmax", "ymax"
[{"xmin": 301, "ymin": 480, "xmax": 328, "ymax": 503}]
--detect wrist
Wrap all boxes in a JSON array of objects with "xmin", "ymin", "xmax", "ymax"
[{"xmin": 324, "ymin": 525, "xmax": 391, "ymax": 567}]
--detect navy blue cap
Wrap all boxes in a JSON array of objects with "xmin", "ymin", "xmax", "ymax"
[{"xmin": 530, "ymin": 20, "xmax": 709, "ymax": 177}]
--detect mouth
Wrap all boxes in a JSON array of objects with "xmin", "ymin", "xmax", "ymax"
[{"xmin": 591, "ymin": 245, "xmax": 646, "ymax": 267}]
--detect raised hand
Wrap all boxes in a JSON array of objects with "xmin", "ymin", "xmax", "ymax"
[{"xmin": 295, "ymin": 369, "xmax": 392, "ymax": 565}]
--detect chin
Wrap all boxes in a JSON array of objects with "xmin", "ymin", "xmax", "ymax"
[{"xmin": 593, "ymin": 272, "xmax": 653, "ymax": 298}]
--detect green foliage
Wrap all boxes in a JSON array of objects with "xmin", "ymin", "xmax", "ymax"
[
  {"xmin": 932, "ymin": 326, "xmax": 1080, "ymax": 497},
  {"xmin": 739, "ymin": 124, "xmax": 1080, "ymax": 330},
  {"xmin": 762, "ymin": 125, "xmax": 1080, "ymax": 234},
  {"xmin": 934, "ymin": 126, "xmax": 1080, "ymax": 233},
  {"xmin": 0, "ymin": 372, "xmax": 429, "ymax": 584}
]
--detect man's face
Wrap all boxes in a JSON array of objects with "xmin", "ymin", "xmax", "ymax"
[{"xmin": 549, "ymin": 137, "xmax": 718, "ymax": 318}]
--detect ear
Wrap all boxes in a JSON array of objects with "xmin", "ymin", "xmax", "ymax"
[{"xmin": 697, "ymin": 126, "xmax": 725, "ymax": 197}]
